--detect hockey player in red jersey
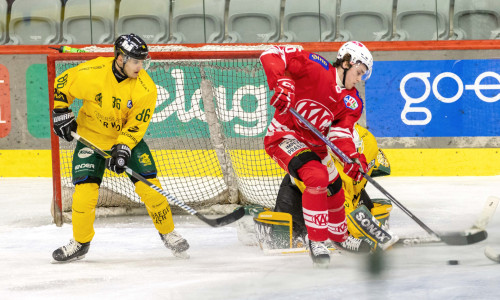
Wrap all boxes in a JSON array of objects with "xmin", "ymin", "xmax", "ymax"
[{"xmin": 260, "ymin": 41, "xmax": 373, "ymax": 266}]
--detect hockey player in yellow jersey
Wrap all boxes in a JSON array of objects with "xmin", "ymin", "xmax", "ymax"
[
  {"xmin": 52, "ymin": 34, "xmax": 189, "ymax": 262},
  {"xmin": 254, "ymin": 125, "xmax": 397, "ymax": 253}
]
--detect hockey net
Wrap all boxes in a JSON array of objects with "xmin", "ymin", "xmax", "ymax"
[{"xmin": 48, "ymin": 49, "xmax": 287, "ymax": 225}]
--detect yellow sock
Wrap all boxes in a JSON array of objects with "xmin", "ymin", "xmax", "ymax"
[
  {"xmin": 72, "ymin": 183, "xmax": 99, "ymax": 243},
  {"xmin": 135, "ymin": 178, "xmax": 175, "ymax": 234}
]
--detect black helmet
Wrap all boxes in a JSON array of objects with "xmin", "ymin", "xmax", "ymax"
[{"xmin": 114, "ymin": 33, "xmax": 149, "ymax": 60}]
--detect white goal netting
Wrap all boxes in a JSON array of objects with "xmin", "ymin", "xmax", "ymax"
[{"xmin": 50, "ymin": 48, "xmax": 291, "ymax": 220}]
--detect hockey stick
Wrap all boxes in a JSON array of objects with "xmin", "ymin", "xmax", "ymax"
[
  {"xmin": 395, "ymin": 196, "xmax": 499, "ymax": 247},
  {"xmin": 70, "ymin": 132, "xmax": 245, "ymax": 227},
  {"xmin": 289, "ymin": 108, "xmax": 487, "ymax": 245}
]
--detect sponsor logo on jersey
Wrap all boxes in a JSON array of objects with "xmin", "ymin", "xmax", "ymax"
[
  {"xmin": 343, "ymin": 95, "xmax": 358, "ymax": 110},
  {"xmin": 354, "ymin": 210, "xmax": 392, "ymax": 243},
  {"xmin": 295, "ymin": 99, "xmax": 334, "ymax": 132},
  {"xmin": 128, "ymin": 126, "xmax": 139, "ymax": 133},
  {"xmin": 120, "ymin": 131, "xmax": 138, "ymax": 145},
  {"xmin": 95, "ymin": 93, "xmax": 102, "ymax": 107},
  {"xmin": 75, "ymin": 163, "xmax": 95, "ymax": 170},
  {"xmin": 139, "ymin": 153, "xmax": 152, "ymax": 166},
  {"xmin": 278, "ymin": 138, "xmax": 307, "ymax": 156},
  {"xmin": 367, "ymin": 158, "xmax": 376, "ymax": 171},
  {"xmin": 78, "ymin": 147, "xmax": 94, "ymax": 159},
  {"xmin": 127, "ymin": 100, "xmax": 133, "ymax": 109},
  {"xmin": 309, "ymin": 53, "xmax": 329, "ymax": 70}
]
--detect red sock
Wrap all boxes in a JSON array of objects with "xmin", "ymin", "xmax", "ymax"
[
  {"xmin": 327, "ymin": 188, "xmax": 348, "ymax": 243},
  {"xmin": 298, "ymin": 160, "xmax": 329, "ymax": 242}
]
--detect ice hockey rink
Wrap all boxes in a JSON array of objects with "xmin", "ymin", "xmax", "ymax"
[{"xmin": 1, "ymin": 176, "xmax": 499, "ymax": 300}]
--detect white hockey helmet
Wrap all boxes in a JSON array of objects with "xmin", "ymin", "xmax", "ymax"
[{"xmin": 337, "ymin": 41, "xmax": 373, "ymax": 80}]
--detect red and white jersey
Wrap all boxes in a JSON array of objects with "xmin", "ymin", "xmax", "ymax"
[{"xmin": 260, "ymin": 46, "xmax": 363, "ymax": 158}]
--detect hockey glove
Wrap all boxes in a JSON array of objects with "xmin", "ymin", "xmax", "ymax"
[
  {"xmin": 106, "ymin": 144, "xmax": 131, "ymax": 174},
  {"xmin": 52, "ymin": 108, "xmax": 77, "ymax": 142},
  {"xmin": 270, "ymin": 78, "xmax": 295, "ymax": 114},
  {"xmin": 343, "ymin": 153, "xmax": 367, "ymax": 182}
]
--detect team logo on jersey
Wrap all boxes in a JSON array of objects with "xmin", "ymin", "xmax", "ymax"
[
  {"xmin": 139, "ymin": 153, "xmax": 152, "ymax": 166},
  {"xmin": 54, "ymin": 89, "xmax": 68, "ymax": 103},
  {"xmin": 295, "ymin": 99, "xmax": 334, "ymax": 132},
  {"xmin": 309, "ymin": 53, "xmax": 329, "ymax": 70},
  {"xmin": 313, "ymin": 214, "xmax": 328, "ymax": 226},
  {"xmin": 343, "ymin": 95, "xmax": 358, "ymax": 110},
  {"xmin": 127, "ymin": 100, "xmax": 133, "ymax": 109},
  {"xmin": 77, "ymin": 147, "xmax": 94, "ymax": 158},
  {"xmin": 95, "ymin": 93, "xmax": 102, "ymax": 107}
]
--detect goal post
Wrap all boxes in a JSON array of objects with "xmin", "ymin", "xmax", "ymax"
[{"xmin": 47, "ymin": 50, "xmax": 286, "ymax": 226}]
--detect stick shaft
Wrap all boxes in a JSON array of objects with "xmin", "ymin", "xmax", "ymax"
[
  {"xmin": 70, "ymin": 132, "xmax": 245, "ymax": 227},
  {"xmin": 289, "ymin": 108, "xmax": 438, "ymax": 236}
]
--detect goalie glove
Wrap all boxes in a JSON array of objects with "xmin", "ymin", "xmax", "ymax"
[
  {"xmin": 343, "ymin": 153, "xmax": 367, "ymax": 182},
  {"xmin": 270, "ymin": 78, "xmax": 295, "ymax": 114},
  {"xmin": 106, "ymin": 144, "xmax": 131, "ymax": 174},
  {"xmin": 52, "ymin": 108, "xmax": 77, "ymax": 142}
]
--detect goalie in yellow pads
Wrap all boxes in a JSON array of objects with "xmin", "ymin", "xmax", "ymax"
[
  {"xmin": 51, "ymin": 34, "xmax": 189, "ymax": 262},
  {"xmin": 254, "ymin": 125, "xmax": 398, "ymax": 253}
]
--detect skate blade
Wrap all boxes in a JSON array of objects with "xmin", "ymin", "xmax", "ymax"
[
  {"xmin": 51, "ymin": 255, "xmax": 85, "ymax": 264},
  {"xmin": 313, "ymin": 259, "xmax": 330, "ymax": 269},
  {"xmin": 172, "ymin": 251, "xmax": 190, "ymax": 259}
]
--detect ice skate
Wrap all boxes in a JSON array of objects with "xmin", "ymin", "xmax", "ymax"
[
  {"xmin": 52, "ymin": 238, "xmax": 90, "ymax": 263},
  {"xmin": 159, "ymin": 230, "xmax": 190, "ymax": 259},
  {"xmin": 333, "ymin": 235, "xmax": 372, "ymax": 253},
  {"xmin": 307, "ymin": 236, "xmax": 330, "ymax": 267}
]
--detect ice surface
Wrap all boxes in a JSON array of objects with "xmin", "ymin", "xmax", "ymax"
[{"xmin": 1, "ymin": 177, "xmax": 499, "ymax": 299}]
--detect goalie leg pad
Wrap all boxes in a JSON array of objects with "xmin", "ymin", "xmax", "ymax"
[
  {"xmin": 274, "ymin": 174, "xmax": 307, "ymax": 239},
  {"xmin": 72, "ymin": 183, "xmax": 99, "ymax": 243},
  {"xmin": 370, "ymin": 198, "xmax": 393, "ymax": 227},
  {"xmin": 253, "ymin": 210, "xmax": 294, "ymax": 249},
  {"xmin": 347, "ymin": 206, "xmax": 396, "ymax": 251},
  {"xmin": 135, "ymin": 178, "xmax": 175, "ymax": 234}
]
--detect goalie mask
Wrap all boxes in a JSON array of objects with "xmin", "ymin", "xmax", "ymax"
[
  {"xmin": 114, "ymin": 33, "xmax": 151, "ymax": 71},
  {"xmin": 336, "ymin": 41, "xmax": 373, "ymax": 81}
]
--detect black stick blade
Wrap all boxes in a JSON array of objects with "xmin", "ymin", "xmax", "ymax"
[
  {"xmin": 195, "ymin": 206, "xmax": 245, "ymax": 227},
  {"xmin": 439, "ymin": 230, "xmax": 488, "ymax": 245}
]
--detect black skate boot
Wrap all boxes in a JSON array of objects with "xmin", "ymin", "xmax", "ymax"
[
  {"xmin": 159, "ymin": 230, "xmax": 190, "ymax": 259},
  {"xmin": 333, "ymin": 235, "xmax": 372, "ymax": 253},
  {"xmin": 52, "ymin": 239, "xmax": 90, "ymax": 262},
  {"xmin": 307, "ymin": 237, "xmax": 330, "ymax": 267}
]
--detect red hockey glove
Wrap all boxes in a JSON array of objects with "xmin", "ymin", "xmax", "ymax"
[
  {"xmin": 343, "ymin": 153, "xmax": 367, "ymax": 182},
  {"xmin": 270, "ymin": 78, "xmax": 295, "ymax": 114}
]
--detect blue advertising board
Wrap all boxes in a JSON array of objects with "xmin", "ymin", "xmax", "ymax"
[{"xmin": 365, "ymin": 59, "xmax": 500, "ymax": 137}]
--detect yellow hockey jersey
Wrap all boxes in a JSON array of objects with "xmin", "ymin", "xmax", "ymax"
[
  {"xmin": 291, "ymin": 124, "xmax": 390, "ymax": 213},
  {"xmin": 336, "ymin": 124, "xmax": 391, "ymax": 214},
  {"xmin": 53, "ymin": 56, "xmax": 157, "ymax": 150}
]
